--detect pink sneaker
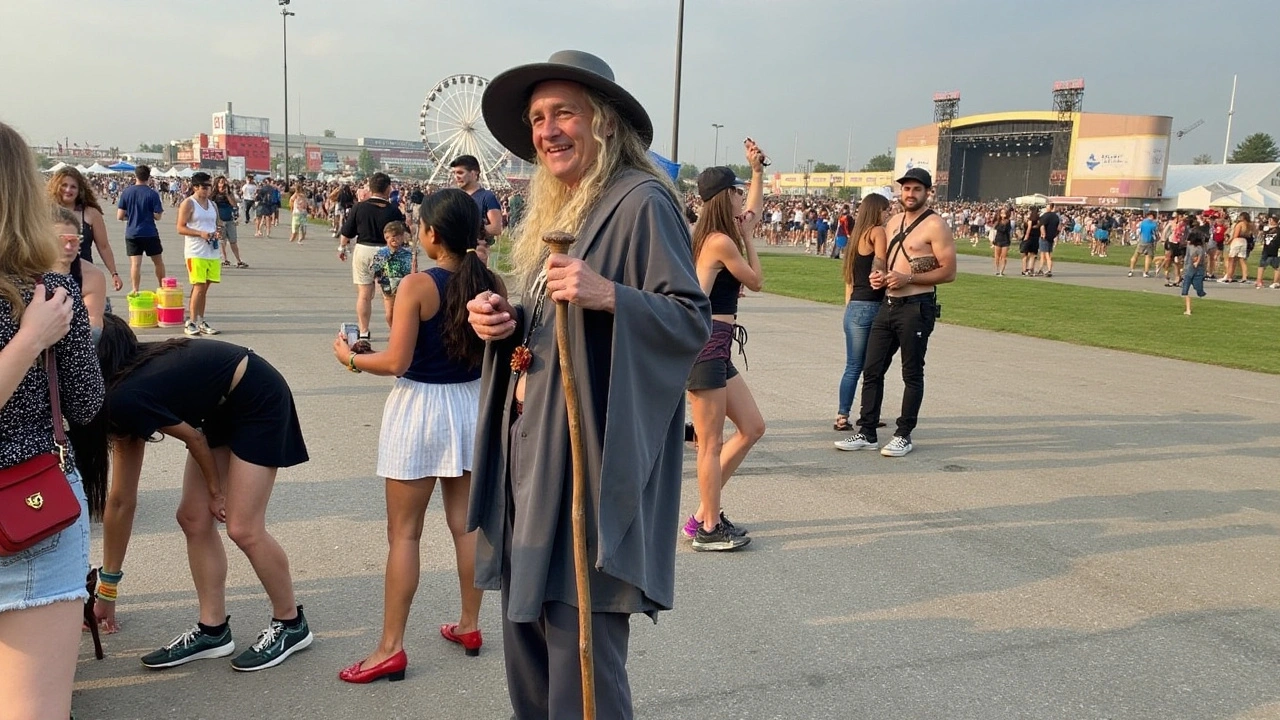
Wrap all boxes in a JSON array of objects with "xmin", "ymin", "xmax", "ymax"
[{"xmin": 682, "ymin": 515, "xmax": 699, "ymax": 540}]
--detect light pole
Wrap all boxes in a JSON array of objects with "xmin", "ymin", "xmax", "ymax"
[
  {"xmin": 805, "ymin": 158, "xmax": 814, "ymax": 195},
  {"xmin": 670, "ymin": 0, "xmax": 686, "ymax": 162},
  {"xmin": 280, "ymin": 1, "xmax": 295, "ymax": 182},
  {"xmin": 711, "ymin": 124, "xmax": 724, "ymax": 165}
]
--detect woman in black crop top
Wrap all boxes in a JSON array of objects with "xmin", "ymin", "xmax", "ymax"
[
  {"xmin": 834, "ymin": 193, "xmax": 889, "ymax": 434},
  {"xmin": 682, "ymin": 140, "xmax": 768, "ymax": 551},
  {"xmin": 78, "ymin": 315, "xmax": 313, "ymax": 671}
]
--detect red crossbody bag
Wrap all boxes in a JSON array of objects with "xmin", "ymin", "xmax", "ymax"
[{"xmin": 0, "ymin": 347, "xmax": 82, "ymax": 555}]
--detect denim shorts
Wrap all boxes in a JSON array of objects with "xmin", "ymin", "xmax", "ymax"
[{"xmin": 0, "ymin": 469, "xmax": 90, "ymax": 614}]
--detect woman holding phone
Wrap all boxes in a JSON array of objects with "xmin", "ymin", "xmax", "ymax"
[{"xmin": 334, "ymin": 188, "xmax": 501, "ymax": 683}]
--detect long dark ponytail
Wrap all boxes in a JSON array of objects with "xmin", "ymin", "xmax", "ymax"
[
  {"xmin": 419, "ymin": 189, "xmax": 499, "ymax": 368},
  {"xmin": 69, "ymin": 314, "xmax": 190, "ymax": 518}
]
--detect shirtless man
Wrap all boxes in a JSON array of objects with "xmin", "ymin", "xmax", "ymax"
[{"xmin": 839, "ymin": 167, "xmax": 956, "ymax": 458}]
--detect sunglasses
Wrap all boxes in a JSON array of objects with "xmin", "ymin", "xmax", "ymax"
[{"xmin": 58, "ymin": 233, "xmax": 83, "ymax": 244}]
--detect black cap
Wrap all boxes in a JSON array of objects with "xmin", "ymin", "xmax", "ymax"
[
  {"xmin": 697, "ymin": 166, "xmax": 744, "ymax": 201},
  {"xmin": 896, "ymin": 167, "xmax": 932, "ymax": 189}
]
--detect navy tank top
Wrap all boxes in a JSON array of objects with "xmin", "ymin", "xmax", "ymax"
[
  {"xmin": 708, "ymin": 267, "xmax": 740, "ymax": 315},
  {"xmin": 402, "ymin": 267, "xmax": 482, "ymax": 385}
]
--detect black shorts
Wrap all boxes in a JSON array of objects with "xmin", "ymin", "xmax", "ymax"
[
  {"xmin": 687, "ymin": 356, "xmax": 739, "ymax": 391},
  {"xmin": 204, "ymin": 353, "xmax": 309, "ymax": 468},
  {"xmin": 125, "ymin": 236, "xmax": 163, "ymax": 257},
  {"xmin": 1019, "ymin": 240, "xmax": 1038, "ymax": 254},
  {"xmin": 686, "ymin": 320, "xmax": 741, "ymax": 391},
  {"xmin": 1169, "ymin": 243, "xmax": 1186, "ymax": 258}
]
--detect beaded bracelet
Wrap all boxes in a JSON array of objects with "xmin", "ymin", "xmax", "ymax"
[{"xmin": 96, "ymin": 568, "xmax": 124, "ymax": 602}]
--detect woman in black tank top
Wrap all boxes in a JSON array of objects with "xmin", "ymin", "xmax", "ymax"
[
  {"xmin": 834, "ymin": 194, "xmax": 889, "ymax": 434},
  {"xmin": 1020, "ymin": 207, "xmax": 1041, "ymax": 276},
  {"xmin": 47, "ymin": 166, "xmax": 123, "ymax": 290},
  {"xmin": 682, "ymin": 141, "xmax": 768, "ymax": 551}
]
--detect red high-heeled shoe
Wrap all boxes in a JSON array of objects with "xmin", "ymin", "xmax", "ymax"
[
  {"xmin": 440, "ymin": 623, "xmax": 483, "ymax": 656},
  {"xmin": 338, "ymin": 650, "xmax": 407, "ymax": 684}
]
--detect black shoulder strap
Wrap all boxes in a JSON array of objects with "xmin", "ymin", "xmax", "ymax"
[{"xmin": 888, "ymin": 209, "xmax": 934, "ymax": 268}]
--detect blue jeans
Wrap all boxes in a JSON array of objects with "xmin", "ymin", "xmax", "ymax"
[
  {"xmin": 1181, "ymin": 267, "xmax": 1206, "ymax": 297},
  {"xmin": 838, "ymin": 300, "xmax": 881, "ymax": 416}
]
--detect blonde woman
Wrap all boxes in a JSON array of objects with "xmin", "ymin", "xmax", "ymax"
[
  {"xmin": 682, "ymin": 141, "xmax": 767, "ymax": 551},
  {"xmin": 0, "ymin": 121, "xmax": 105, "ymax": 720},
  {"xmin": 1220, "ymin": 211, "xmax": 1254, "ymax": 283}
]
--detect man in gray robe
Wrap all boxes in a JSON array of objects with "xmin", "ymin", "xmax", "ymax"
[{"xmin": 467, "ymin": 50, "xmax": 710, "ymax": 719}]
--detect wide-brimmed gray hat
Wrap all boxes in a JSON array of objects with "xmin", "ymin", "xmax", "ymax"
[{"xmin": 481, "ymin": 50, "xmax": 653, "ymax": 163}]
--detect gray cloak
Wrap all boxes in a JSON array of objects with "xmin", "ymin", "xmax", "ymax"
[{"xmin": 467, "ymin": 168, "xmax": 711, "ymax": 623}]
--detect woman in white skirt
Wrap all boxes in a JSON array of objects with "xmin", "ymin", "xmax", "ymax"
[{"xmin": 333, "ymin": 188, "xmax": 504, "ymax": 684}]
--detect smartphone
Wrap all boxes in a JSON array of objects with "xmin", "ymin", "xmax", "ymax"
[
  {"xmin": 341, "ymin": 322, "xmax": 359, "ymax": 348},
  {"xmin": 743, "ymin": 137, "xmax": 771, "ymax": 167}
]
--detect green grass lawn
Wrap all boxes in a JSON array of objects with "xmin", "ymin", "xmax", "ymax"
[
  {"xmin": 953, "ymin": 236, "xmax": 1138, "ymax": 268},
  {"xmin": 758, "ymin": 254, "xmax": 1280, "ymax": 375}
]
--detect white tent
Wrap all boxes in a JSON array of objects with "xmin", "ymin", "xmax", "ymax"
[
  {"xmin": 1014, "ymin": 193, "xmax": 1048, "ymax": 206},
  {"xmin": 1160, "ymin": 163, "xmax": 1280, "ymax": 211},
  {"xmin": 44, "ymin": 161, "xmax": 70, "ymax": 173},
  {"xmin": 177, "ymin": 167, "xmax": 197, "ymax": 178},
  {"xmin": 1213, "ymin": 186, "xmax": 1280, "ymax": 210},
  {"xmin": 76, "ymin": 164, "xmax": 91, "ymax": 173},
  {"xmin": 84, "ymin": 162, "xmax": 114, "ymax": 175},
  {"xmin": 1168, "ymin": 181, "xmax": 1241, "ymax": 211}
]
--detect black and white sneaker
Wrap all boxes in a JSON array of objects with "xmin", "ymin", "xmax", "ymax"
[
  {"xmin": 231, "ymin": 607, "xmax": 313, "ymax": 672},
  {"xmin": 691, "ymin": 524, "xmax": 751, "ymax": 552},
  {"xmin": 718, "ymin": 511, "xmax": 748, "ymax": 537},
  {"xmin": 880, "ymin": 436, "xmax": 914, "ymax": 457},
  {"xmin": 141, "ymin": 622, "xmax": 235, "ymax": 669},
  {"xmin": 834, "ymin": 433, "xmax": 878, "ymax": 451}
]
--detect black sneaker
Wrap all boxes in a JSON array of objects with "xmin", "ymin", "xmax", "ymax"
[
  {"xmin": 692, "ymin": 524, "xmax": 751, "ymax": 552},
  {"xmin": 719, "ymin": 511, "xmax": 748, "ymax": 537},
  {"xmin": 141, "ymin": 622, "xmax": 235, "ymax": 669},
  {"xmin": 231, "ymin": 607, "xmax": 313, "ymax": 672}
]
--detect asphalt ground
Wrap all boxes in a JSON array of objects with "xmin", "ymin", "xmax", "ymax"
[{"xmin": 69, "ymin": 211, "xmax": 1280, "ymax": 719}]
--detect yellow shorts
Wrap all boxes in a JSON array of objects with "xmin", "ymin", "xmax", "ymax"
[{"xmin": 186, "ymin": 257, "xmax": 222, "ymax": 285}]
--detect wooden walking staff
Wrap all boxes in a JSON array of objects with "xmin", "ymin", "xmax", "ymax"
[{"xmin": 543, "ymin": 231, "xmax": 597, "ymax": 719}]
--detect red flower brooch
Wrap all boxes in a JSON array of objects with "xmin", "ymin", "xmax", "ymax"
[{"xmin": 510, "ymin": 345, "xmax": 532, "ymax": 374}]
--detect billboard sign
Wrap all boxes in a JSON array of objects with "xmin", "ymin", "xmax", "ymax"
[
  {"xmin": 1072, "ymin": 137, "xmax": 1167, "ymax": 179},
  {"xmin": 358, "ymin": 137, "xmax": 422, "ymax": 150},
  {"xmin": 893, "ymin": 146, "xmax": 937, "ymax": 180},
  {"xmin": 212, "ymin": 112, "xmax": 270, "ymax": 137},
  {"xmin": 228, "ymin": 156, "xmax": 246, "ymax": 181},
  {"xmin": 306, "ymin": 146, "xmax": 322, "ymax": 172}
]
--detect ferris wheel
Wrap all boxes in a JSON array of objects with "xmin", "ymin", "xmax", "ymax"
[{"xmin": 419, "ymin": 74, "xmax": 510, "ymax": 188}]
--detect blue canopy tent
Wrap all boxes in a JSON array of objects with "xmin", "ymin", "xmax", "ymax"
[
  {"xmin": 107, "ymin": 161, "xmax": 136, "ymax": 172},
  {"xmin": 647, "ymin": 151, "xmax": 680, "ymax": 183}
]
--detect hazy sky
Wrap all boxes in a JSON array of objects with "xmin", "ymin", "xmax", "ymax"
[{"xmin": 3, "ymin": 0, "xmax": 1274, "ymax": 170}]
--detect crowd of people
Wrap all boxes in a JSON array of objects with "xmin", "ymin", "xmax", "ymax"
[{"xmin": 6, "ymin": 46, "xmax": 1278, "ymax": 720}]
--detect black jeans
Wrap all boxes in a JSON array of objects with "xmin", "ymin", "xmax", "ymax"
[{"xmin": 856, "ymin": 295, "xmax": 937, "ymax": 440}]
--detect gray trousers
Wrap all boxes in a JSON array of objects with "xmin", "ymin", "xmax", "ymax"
[
  {"xmin": 502, "ymin": 413, "xmax": 635, "ymax": 719},
  {"xmin": 501, "ymin": 596, "xmax": 633, "ymax": 720}
]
